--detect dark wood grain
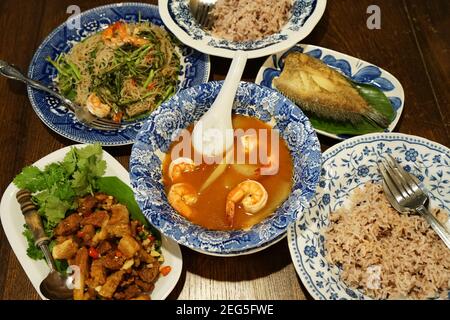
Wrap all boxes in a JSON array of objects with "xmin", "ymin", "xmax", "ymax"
[
  {"xmin": 0, "ymin": 0, "xmax": 448, "ymax": 300},
  {"xmin": 403, "ymin": 0, "xmax": 450, "ymax": 138},
  {"xmin": 0, "ymin": 0, "xmax": 47, "ymax": 300},
  {"xmin": 302, "ymin": 0, "xmax": 450, "ymax": 150}
]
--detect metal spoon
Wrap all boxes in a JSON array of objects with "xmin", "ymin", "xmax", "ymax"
[
  {"xmin": 189, "ymin": 0, "xmax": 248, "ymax": 158},
  {"xmin": 0, "ymin": 60, "xmax": 121, "ymax": 131},
  {"xmin": 16, "ymin": 190, "xmax": 74, "ymax": 300}
]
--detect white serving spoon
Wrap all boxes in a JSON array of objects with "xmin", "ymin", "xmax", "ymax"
[
  {"xmin": 189, "ymin": 0, "xmax": 248, "ymax": 158},
  {"xmin": 192, "ymin": 51, "xmax": 248, "ymax": 158}
]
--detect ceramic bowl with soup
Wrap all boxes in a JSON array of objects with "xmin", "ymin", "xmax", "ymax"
[{"xmin": 130, "ymin": 81, "xmax": 321, "ymax": 255}]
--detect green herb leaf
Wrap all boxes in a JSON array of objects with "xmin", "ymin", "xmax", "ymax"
[
  {"xmin": 62, "ymin": 148, "xmax": 77, "ymax": 175},
  {"xmin": 308, "ymin": 82, "xmax": 396, "ymax": 136},
  {"xmin": 33, "ymin": 189, "xmax": 71, "ymax": 225},
  {"xmin": 68, "ymin": 144, "xmax": 106, "ymax": 195},
  {"xmin": 22, "ymin": 225, "xmax": 44, "ymax": 260},
  {"xmin": 356, "ymin": 83, "xmax": 395, "ymax": 122},
  {"xmin": 54, "ymin": 259, "xmax": 69, "ymax": 274},
  {"xmin": 13, "ymin": 166, "xmax": 46, "ymax": 192},
  {"xmin": 14, "ymin": 144, "xmax": 106, "ymax": 260},
  {"xmin": 48, "ymin": 240, "xmax": 69, "ymax": 274},
  {"xmin": 42, "ymin": 163, "xmax": 69, "ymax": 187},
  {"xmin": 75, "ymin": 143, "xmax": 103, "ymax": 159}
]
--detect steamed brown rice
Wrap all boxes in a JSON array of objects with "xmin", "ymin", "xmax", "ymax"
[
  {"xmin": 325, "ymin": 182, "xmax": 450, "ymax": 299},
  {"xmin": 210, "ymin": 0, "xmax": 292, "ymax": 41}
]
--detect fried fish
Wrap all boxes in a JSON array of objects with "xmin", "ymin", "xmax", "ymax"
[{"xmin": 273, "ymin": 52, "xmax": 389, "ymax": 128}]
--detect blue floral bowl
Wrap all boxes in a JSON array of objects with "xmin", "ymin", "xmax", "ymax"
[
  {"xmin": 288, "ymin": 133, "xmax": 450, "ymax": 299},
  {"xmin": 159, "ymin": 0, "xmax": 326, "ymax": 59},
  {"xmin": 130, "ymin": 81, "xmax": 321, "ymax": 255}
]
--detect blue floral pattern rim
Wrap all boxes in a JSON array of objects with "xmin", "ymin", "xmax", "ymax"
[
  {"xmin": 27, "ymin": 3, "xmax": 210, "ymax": 146},
  {"xmin": 130, "ymin": 81, "xmax": 322, "ymax": 255},
  {"xmin": 287, "ymin": 133, "xmax": 450, "ymax": 300},
  {"xmin": 159, "ymin": 0, "xmax": 327, "ymax": 59},
  {"xmin": 255, "ymin": 44, "xmax": 405, "ymax": 140}
]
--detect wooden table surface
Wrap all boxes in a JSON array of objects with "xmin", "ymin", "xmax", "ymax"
[{"xmin": 0, "ymin": 0, "xmax": 448, "ymax": 300}]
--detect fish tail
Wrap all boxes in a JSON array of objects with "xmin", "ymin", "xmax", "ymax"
[{"xmin": 363, "ymin": 109, "xmax": 390, "ymax": 128}]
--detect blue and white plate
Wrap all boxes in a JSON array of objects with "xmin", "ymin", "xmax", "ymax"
[
  {"xmin": 130, "ymin": 81, "xmax": 321, "ymax": 256},
  {"xmin": 255, "ymin": 44, "xmax": 405, "ymax": 140},
  {"xmin": 159, "ymin": 0, "xmax": 326, "ymax": 59},
  {"xmin": 28, "ymin": 3, "xmax": 210, "ymax": 146},
  {"xmin": 288, "ymin": 133, "xmax": 450, "ymax": 299}
]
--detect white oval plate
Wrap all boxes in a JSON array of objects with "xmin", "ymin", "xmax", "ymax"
[
  {"xmin": 287, "ymin": 133, "xmax": 450, "ymax": 300},
  {"xmin": 0, "ymin": 145, "xmax": 183, "ymax": 300},
  {"xmin": 255, "ymin": 44, "xmax": 405, "ymax": 140},
  {"xmin": 159, "ymin": 0, "xmax": 327, "ymax": 59}
]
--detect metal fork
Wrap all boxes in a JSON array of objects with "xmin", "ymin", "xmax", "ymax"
[
  {"xmin": 0, "ymin": 60, "xmax": 121, "ymax": 131},
  {"xmin": 189, "ymin": 0, "xmax": 216, "ymax": 29},
  {"xmin": 378, "ymin": 154, "xmax": 450, "ymax": 249}
]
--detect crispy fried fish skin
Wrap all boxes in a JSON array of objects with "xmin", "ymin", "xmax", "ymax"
[{"xmin": 273, "ymin": 52, "xmax": 389, "ymax": 127}]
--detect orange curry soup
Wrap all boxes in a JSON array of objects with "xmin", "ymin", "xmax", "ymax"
[{"xmin": 162, "ymin": 115, "xmax": 293, "ymax": 230}]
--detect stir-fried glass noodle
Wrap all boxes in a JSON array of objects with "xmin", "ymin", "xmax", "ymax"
[
  {"xmin": 48, "ymin": 21, "xmax": 180, "ymax": 121},
  {"xmin": 325, "ymin": 182, "xmax": 450, "ymax": 299}
]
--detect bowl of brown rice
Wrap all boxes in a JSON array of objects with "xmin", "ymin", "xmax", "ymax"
[
  {"xmin": 288, "ymin": 132, "xmax": 450, "ymax": 300},
  {"xmin": 159, "ymin": 0, "xmax": 327, "ymax": 59}
]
